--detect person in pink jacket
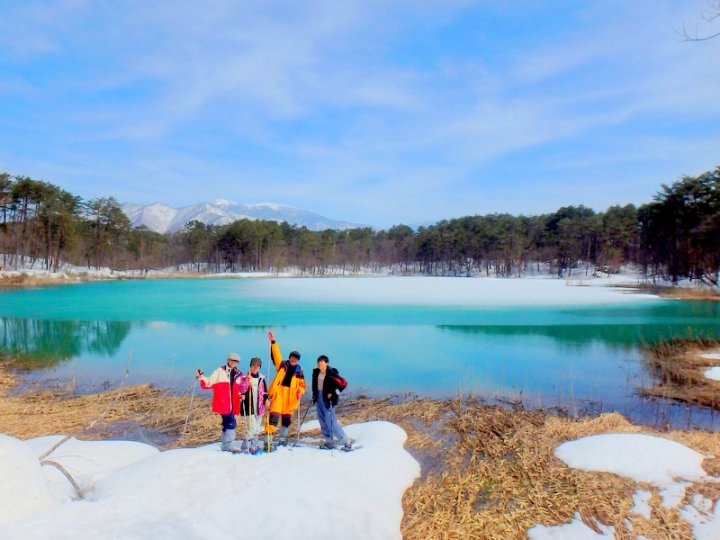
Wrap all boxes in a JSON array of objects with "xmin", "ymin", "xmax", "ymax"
[
  {"xmin": 196, "ymin": 352, "xmax": 243, "ymax": 453},
  {"xmin": 238, "ymin": 357, "xmax": 268, "ymax": 454}
]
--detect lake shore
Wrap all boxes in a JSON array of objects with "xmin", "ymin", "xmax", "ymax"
[
  {"xmin": 2, "ymin": 267, "xmax": 720, "ymax": 304},
  {"xmin": 2, "ymin": 362, "xmax": 719, "ymax": 538}
]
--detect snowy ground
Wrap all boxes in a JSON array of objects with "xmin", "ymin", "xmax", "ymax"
[
  {"xmin": 701, "ymin": 352, "xmax": 720, "ymax": 382},
  {"xmin": 529, "ymin": 433, "xmax": 720, "ymax": 539},
  {"xmin": 0, "ymin": 421, "xmax": 419, "ymax": 540}
]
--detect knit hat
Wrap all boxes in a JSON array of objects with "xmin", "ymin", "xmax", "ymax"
[{"xmin": 227, "ymin": 352, "xmax": 240, "ymax": 362}]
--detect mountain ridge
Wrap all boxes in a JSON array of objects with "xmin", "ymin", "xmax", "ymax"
[{"xmin": 121, "ymin": 201, "xmax": 365, "ymax": 234}]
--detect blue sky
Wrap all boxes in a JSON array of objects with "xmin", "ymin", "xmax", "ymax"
[{"xmin": 1, "ymin": 1, "xmax": 719, "ymax": 227}]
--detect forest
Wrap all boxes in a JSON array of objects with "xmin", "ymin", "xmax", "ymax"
[{"xmin": 0, "ymin": 167, "xmax": 718, "ymax": 285}]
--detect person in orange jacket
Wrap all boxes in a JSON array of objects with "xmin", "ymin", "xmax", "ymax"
[{"xmin": 266, "ymin": 331, "xmax": 305, "ymax": 446}]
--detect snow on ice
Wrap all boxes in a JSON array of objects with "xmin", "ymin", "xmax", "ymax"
[
  {"xmin": 242, "ymin": 276, "xmax": 658, "ymax": 307},
  {"xmin": 0, "ymin": 421, "xmax": 419, "ymax": 540}
]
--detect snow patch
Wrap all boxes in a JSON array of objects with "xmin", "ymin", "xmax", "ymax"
[
  {"xmin": 2, "ymin": 422, "xmax": 419, "ymax": 539},
  {"xmin": 631, "ymin": 489, "xmax": 652, "ymax": 518},
  {"xmin": 703, "ymin": 367, "xmax": 720, "ymax": 382},
  {"xmin": 679, "ymin": 498, "xmax": 720, "ymax": 540},
  {"xmin": 659, "ymin": 481, "xmax": 690, "ymax": 508},
  {"xmin": 527, "ymin": 512, "xmax": 615, "ymax": 539},
  {"xmin": 555, "ymin": 433, "xmax": 708, "ymax": 485}
]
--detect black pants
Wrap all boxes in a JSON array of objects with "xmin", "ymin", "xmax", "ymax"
[
  {"xmin": 221, "ymin": 413, "xmax": 236, "ymax": 432},
  {"xmin": 268, "ymin": 412, "xmax": 292, "ymax": 428}
]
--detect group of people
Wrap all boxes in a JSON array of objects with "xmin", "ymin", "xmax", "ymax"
[{"xmin": 195, "ymin": 332, "xmax": 352, "ymax": 454}]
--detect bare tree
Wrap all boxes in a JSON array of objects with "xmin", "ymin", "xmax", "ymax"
[{"xmin": 683, "ymin": 0, "xmax": 720, "ymax": 41}]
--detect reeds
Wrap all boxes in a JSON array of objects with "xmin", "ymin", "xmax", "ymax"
[{"xmin": 641, "ymin": 339, "xmax": 720, "ymax": 409}]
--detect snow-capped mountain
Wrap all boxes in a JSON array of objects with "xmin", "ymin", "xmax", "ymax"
[{"xmin": 121, "ymin": 200, "xmax": 364, "ymax": 234}]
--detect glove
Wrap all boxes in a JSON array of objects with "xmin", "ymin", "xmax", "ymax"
[
  {"xmin": 195, "ymin": 369, "xmax": 203, "ymax": 379},
  {"xmin": 268, "ymin": 331, "xmax": 275, "ymax": 342}
]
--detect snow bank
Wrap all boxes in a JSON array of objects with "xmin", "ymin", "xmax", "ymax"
[
  {"xmin": 25, "ymin": 435, "xmax": 160, "ymax": 500},
  {"xmin": 554, "ymin": 433, "xmax": 707, "ymax": 485},
  {"xmin": 0, "ymin": 435, "xmax": 56, "ymax": 527},
  {"xmin": 704, "ymin": 367, "xmax": 720, "ymax": 382},
  {"xmin": 2, "ymin": 421, "xmax": 419, "ymax": 540},
  {"xmin": 528, "ymin": 512, "xmax": 615, "ymax": 539},
  {"xmin": 245, "ymin": 276, "xmax": 658, "ymax": 307},
  {"xmin": 701, "ymin": 352, "xmax": 720, "ymax": 361}
]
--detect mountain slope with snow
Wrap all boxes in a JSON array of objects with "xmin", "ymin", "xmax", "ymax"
[{"xmin": 122, "ymin": 200, "xmax": 364, "ymax": 234}]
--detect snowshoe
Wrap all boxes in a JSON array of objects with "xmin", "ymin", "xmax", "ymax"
[{"xmin": 341, "ymin": 443, "xmax": 361, "ymax": 452}]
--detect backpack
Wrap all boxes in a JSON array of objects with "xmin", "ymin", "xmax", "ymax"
[{"xmin": 330, "ymin": 368, "xmax": 348, "ymax": 391}]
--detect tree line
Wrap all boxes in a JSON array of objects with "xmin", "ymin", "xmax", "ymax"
[{"xmin": 0, "ymin": 167, "xmax": 718, "ymax": 284}]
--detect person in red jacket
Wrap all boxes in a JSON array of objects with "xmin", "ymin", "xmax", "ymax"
[{"xmin": 196, "ymin": 352, "xmax": 244, "ymax": 453}]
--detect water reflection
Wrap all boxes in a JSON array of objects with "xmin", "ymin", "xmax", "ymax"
[
  {"xmin": 439, "ymin": 323, "xmax": 720, "ymax": 348},
  {"xmin": 0, "ymin": 317, "xmax": 131, "ymax": 368}
]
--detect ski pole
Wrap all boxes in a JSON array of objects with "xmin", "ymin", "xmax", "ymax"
[
  {"xmin": 267, "ymin": 338, "xmax": 272, "ymax": 453},
  {"xmin": 241, "ymin": 395, "xmax": 247, "ymax": 448},
  {"xmin": 329, "ymin": 401, "xmax": 335, "ymax": 456},
  {"xmin": 182, "ymin": 370, "xmax": 201, "ymax": 437},
  {"xmin": 296, "ymin": 401, "xmax": 313, "ymax": 445}
]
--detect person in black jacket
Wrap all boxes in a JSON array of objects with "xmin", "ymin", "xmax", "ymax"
[{"xmin": 312, "ymin": 355, "xmax": 351, "ymax": 450}]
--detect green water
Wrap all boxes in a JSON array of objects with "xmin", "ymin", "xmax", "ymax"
[{"xmin": 1, "ymin": 278, "xmax": 719, "ymax": 428}]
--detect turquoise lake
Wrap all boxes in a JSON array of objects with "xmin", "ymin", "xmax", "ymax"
[{"xmin": 1, "ymin": 277, "xmax": 719, "ymax": 428}]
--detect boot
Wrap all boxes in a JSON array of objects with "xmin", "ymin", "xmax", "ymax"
[
  {"xmin": 278, "ymin": 426, "xmax": 289, "ymax": 446},
  {"xmin": 222, "ymin": 429, "xmax": 241, "ymax": 453}
]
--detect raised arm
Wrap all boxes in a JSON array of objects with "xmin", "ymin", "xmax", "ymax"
[{"xmin": 268, "ymin": 331, "xmax": 283, "ymax": 372}]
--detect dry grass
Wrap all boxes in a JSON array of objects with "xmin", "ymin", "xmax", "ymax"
[
  {"xmin": 338, "ymin": 396, "xmax": 720, "ymax": 539},
  {"xmin": 1, "ymin": 365, "xmax": 719, "ymax": 539},
  {"xmin": 641, "ymin": 339, "xmax": 720, "ymax": 409},
  {"xmin": 654, "ymin": 287, "xmax": 720, "ymax": 301}
]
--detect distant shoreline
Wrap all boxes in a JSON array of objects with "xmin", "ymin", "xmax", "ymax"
[{"xmin": 2, "ymin": 269, "xmax": 719, "ymax": 301}]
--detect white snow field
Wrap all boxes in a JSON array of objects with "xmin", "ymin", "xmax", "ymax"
[
  {"xmin": 243, "ymin": 276, "xmax": 658, "ymax": 306},
  {"xmin": 0, "ymin": 421, "xmax": 419, "ymax": 540},
  {"xmin": 704, "ymin": 367, "xmax": 720, "ymax": 382},
  {"xmin": 540, "ymin": 433, "xmax": 720, "ymax": 539},
  {"xmin": 701, "ymin": 352, "xmax": 720, "ymax": 382}
]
